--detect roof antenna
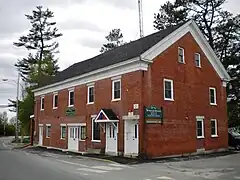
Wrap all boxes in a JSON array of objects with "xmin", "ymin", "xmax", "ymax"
[{"xmin": 138, "ymin": 0, "xmax": 144, "ymax": 38}]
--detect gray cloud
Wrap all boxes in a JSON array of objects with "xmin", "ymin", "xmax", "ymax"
[
  {"xmin": 99, "ymin": 0, "xmax": 136, "ymax": 9},
  {"xmin": 59, "ymin": 20, "xmax": 106, "ymax": 32},
  {"xmin": 78, "ymin": 37, "xmax": 104, "ymax": 49}
]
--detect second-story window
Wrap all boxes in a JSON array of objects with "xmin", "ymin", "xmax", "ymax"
[
  {"xmin": 68, "ymin": 90, "xmax": 74, "ymax": 107},
  {"xmin": 209, "ymin": 87, "xmax": 217, "ymax": 105},
  {"xmin": 40, "ymin": 96, "xmax": 44, "ymax": 110},
  {"xmin": 87, "ymin": 85, "xmax": 94, "ymax": 104},
  {"xmin": 164, "ymin": 79, "xmax": 174, "ymax": 101},
  {"xmin": 195, "ymin": 53, "xmax": 201, "ymax": 67},
  {"xmin": 178, "ymin": 47, "xmax": 185, "ymax": 63},
  {"xmin": 53, "ymin": 93, "xmax": 58, "ymax": 109},
  {"xmin": 112, "ymin": 79, "xmax": 121, "ymax": 101}
]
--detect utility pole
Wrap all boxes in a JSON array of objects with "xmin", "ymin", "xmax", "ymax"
[
  {"xmin": 138, "ymin": 0, "xmax": 144, "ymax": 38},
  {"xmin": 15, "ymin": 72, "xmax": 20, "ymax": 142}
]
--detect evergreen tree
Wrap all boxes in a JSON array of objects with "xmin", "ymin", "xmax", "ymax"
[
  {"xmin": 100, "ymin": 28, "xmax": 125, "ymax": 53},
  {"xmin": 153, "ymin": 0, "xmax": 240, "ymax": 126},
  {"xmin": 14, "ymin": 6, "xmax": 62, "ymax": 85}
]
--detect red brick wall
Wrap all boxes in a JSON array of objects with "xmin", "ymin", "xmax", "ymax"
[
  {"xmin": 143, "ymin": 32, "xmax": 228, "ymax": 158},
  {"xmin": 35, "ymin": 71, "xmax": 143, "ymax": 153}
]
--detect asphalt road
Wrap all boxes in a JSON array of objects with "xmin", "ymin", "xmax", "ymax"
[{"xmin": 0, "ymin": 136, "xmax": 240, "ymax": 180}]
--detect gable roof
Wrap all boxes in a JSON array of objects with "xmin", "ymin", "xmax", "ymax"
[
  {"xmin": 95, "ymin": 109, "xmax": 119, "ymax": 123},
  {"xmin": 39, "ymin": 22, "xmax": 185, "ymax": 87}
]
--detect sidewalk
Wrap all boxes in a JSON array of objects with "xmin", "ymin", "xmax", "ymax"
[{"xmin": 20, "ymin": 145, "xmax": 240, "ymax": 165}]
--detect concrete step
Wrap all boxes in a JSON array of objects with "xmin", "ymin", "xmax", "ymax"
[{"xmin": 87, "ymin": 148, "xmax": 101, "ymax": 154}]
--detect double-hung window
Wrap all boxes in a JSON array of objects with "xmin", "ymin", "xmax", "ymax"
[
  {"xmin": 112, "ymin": 79, "xmax": 121, "ymax": 101},
  {"xmin": 211, "ymin": 119, "xmax": 218, "ymax": 137},
  {"xmin": 164, "ymin": 79, "xmax": 174, "ymax": 101},
  {"xmin": 195, "ymin": 53, "xmax": 201, "ymax": 67},
  {"xmin": 80, "ymin": 126, "xmax": 86, "ymax": 141},
  {"xmin": 87, "ymin": 85, "xmax": 94, "ymax": 104},
  {"xmin": 68, "ymin": 89, "xmax": 74, "ymax": 107},
  {"xmin": 196, "ymin": 117, "xmax": 204, "ymax": 139},
  {"xmin": 40, "ymin": 96, "xmax": 44, "ymax": 110},
  {"xmin": 46, "ymin": 125, "xmax": 51, "ymax": 138},
  {"xmin": 178, "ymin": 47, "xmax": 185, "ymax": 63},
  {"xmin": 92, "ymin": 118, "xmax": 100, "ymax": 142},
  {"xmin": 60, "ymin": 125, "xmax": 66, "ymax": 139},
  {"xmin": 209, "ymin": 87, "xmax": 217, "ymax": 105},
  {"xmin": 53, "ymin": 93, "xmax": 58, "ymax": 109}
]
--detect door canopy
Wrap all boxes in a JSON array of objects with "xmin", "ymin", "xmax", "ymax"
[{"xmin": 95, "ymin": 109, "xmax": 119, "ymax": 123}]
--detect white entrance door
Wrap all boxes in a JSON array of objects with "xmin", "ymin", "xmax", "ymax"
[
  {"xmin": 39, "ymin": 126, "xmax": 43, "ymax": 146},
  {"xmin": 124, "ymin": 120, "xmax": 139, "ymax": 155},
  {"xmin": 106, "ymin": 123, "xmax": 118, "ymax": 155},
  {"xmin": 68, "ymin": 126, "xmax": 79, "ymax": 151}
]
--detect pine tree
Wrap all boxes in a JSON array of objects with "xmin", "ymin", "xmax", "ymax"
[
  {"xmin": 100, "ymin": 28, "xmax": 125, "ymax": 53},
  {"xmin": 14, "ymin": 6, "xmax": 62, "ymax": 85},
  {"xmin": 153, "ymin": 0, "xmax": 240, "ymax": 126}
]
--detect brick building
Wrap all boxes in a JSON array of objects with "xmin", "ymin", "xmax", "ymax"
[{"xmin": 33, "ymin": 20, "xmax": 231, "ymax": 158}]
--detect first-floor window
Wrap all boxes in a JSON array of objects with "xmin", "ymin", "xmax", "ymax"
[
  {"xmin": 46, "ymin": 125, "xmax": 51, "ymax": 137},
  {"xmin": 61, "ymin": 126, "xmax": 66, "ymax": 139},
  {"xmin": 211, "ymin": 119, "xmax": 218, "ymax": 137},
  {"xmin": 92, "ymin": 119, "xmax": 100, "ymax": 141},
  {"xmin": 80, "ymin": 126, "xmax": 86, "ymax": 140},
  {"xmin": 196, "ymin": 117, "xmax": 204, "ymax": 138}
]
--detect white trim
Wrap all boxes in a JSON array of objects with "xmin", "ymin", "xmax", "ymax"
[
  {"xmin": 87, "ymin": 85, "xmax": 94, "ymax": 104},
  {"xmin": 91, "ymin": 114, "xmax": 97, "ymax": 118},
  {"xmin": 60, "ymin": 124, "xmax": 66, "ymax": 126},
  {"xmin": 141, "ymin": 20, "xmax": 230, "ymax": 81},
  {"xmin": 196, "ymin": 117, "xmax": 204, "ymax": 139},
  {"xmin": 111, "ymin": 75, "xmax": 122, "ymax": 80},
  {"xmin": 178, "ymin": 47, "xmax": 185, "ymax": 63},
  {"xmin": 95, "ymin": 109, "xmax": 110, "ymax": 121},
  {"xmin": 30, "ymin": 115, "xmax": 34, "ymax": 119},
  {"xmin": 39, "ymin": 124, "xmax": 43, "ymax": 127},
  {"xmin": 34, "ymin": 58, "xmax": 148, "ymax": 96},
  {"xmin": 164, "ymin": 78, "xmax": 174, "ymax": 101},
  {"xmin": 79, "ymin": 125, "xmax": 87, "ymax": 141},
  {"xmin": 68, "ymin": 89, "xmax": 74, "ymax": 107},
  {"xmin": 195, "ymin": 52, "xmax": 201, "ymax": 68},
  {"xmin": 91, "ymin": 140, "xmax": 101, "ymax": 143},
  {"xmin": 112, "ymin": 79, "xmax": 121, "ymax": 101},
  {"xmin": 40, "ymin": 96, "xmax": 44, "ymax": 111},
  {"xmin": 122, "ymin": 114, "xmax": 140, "ymax": 120},
  {"xmin": 95, "ymin": 120, "xmax": 119, "ymax": 123},
  {"xmin": 53, "ymin": 93, "xmax": 58, "ymax": 109},
  {"xmin": 67, "ymin": 123, "xmax": 86, "ymax": 126},
  {"xmin": 222, "ymin": 81, "xmax": 227, "ymax": 87},
  {"xmin": 46, "ymin": 124, "xmax": 51, "ymax": 126},
  {"xmin": 46, "ymin": 125, "xmax": 51, "ymax": 138},
  {"xmin": 211, "ymin": 119, "xmax": 218, "ymax": 137},
  {"xmin": 87, "ymin": 82, "xmax": 95, "ymax": 86},
  {"xmin": 209, "ymin": 87, "xmax": 217, "ymax": 105}
]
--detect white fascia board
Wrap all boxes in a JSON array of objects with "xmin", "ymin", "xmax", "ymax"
[
  {"xmin": 34, "ymin": 57, "xmax": 148, "ymax": 97},
  {"xmin": 141, "ymin": 20, "xmax": 231, "ymax": 82}
]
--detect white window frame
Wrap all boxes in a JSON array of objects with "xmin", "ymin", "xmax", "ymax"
[
  {"xmin": 91, "ymin": 118, "xmax": 101, "ymax": 142},
  {"xmin": 68, "ymin": 89, "xmax": 74, "ymax": 107},
  {"xmin": 195, "ymin": 53, "xmax": 201, "ymax": 67},
  {"xmin": 164, "ymin": 79, "xmax": 174, "ymax": 101},
  {"xmin": 196, "ymin": 117, "xmax": 204, "ymax": 139},
  {"xmin": 112, "ymin": 79, "xmax": 121, "ymax": 101},
  {"xmin": 79, "ymin": 125, "xmax": 87, "ymax": 141},
  {"xmin": 60, "ymin": 125, "xmax": 66, "ymax": 139},
  {"xmin": 46, "ymin": 124, "xmax": 51, "ymax": 138},
  {"xmin": 40, "ymin": 96, "xmax": 44, "ymax": 111},
  {"xmin": 53, "ymin": 93, "xmax": 58, "ymax": 109},
  {"xmin": 209, "ymin": 87, "xmax": 217, "ymax": 105},
  {"xmin": 211, "ymin": 119, "xmax": 218, "ymax": 137},
  {"xmin": 87, "ymin": 85, "xmax": 94, "ymax": 104},
  {"xmin": 178, "ymin": 47, "xmax": 185, "ymax": 63}
]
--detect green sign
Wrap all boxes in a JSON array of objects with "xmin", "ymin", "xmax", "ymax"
[
  {"xmin": 66, "ymin": 107, "xmax": 76, "ymax": 116},
  {"xmin": 144, "ymin": 106, "xmax": 163, "ymax": 123}
]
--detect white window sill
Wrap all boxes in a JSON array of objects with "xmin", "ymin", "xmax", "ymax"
[
  {"xmin": 79, "ymin": 140, "xmax": 85, "ymax": 142},
  {"xmin": 178, "ymin": 61, "xmax": 185, "ymax": 64},
  {"xmin": 197, "ymin": 136, "xmax": 205, "ymax": 139},
  {"xmin": 211, "ymin": 135, "xmax": 218, "ymax": 138},
  {"xmin": 40, "ymin": 109, "xmax": 44, "ymax": 111},
  {"xmin": 60, "ymin": 138, "xmax": 66, "ymax": 140},
  {"xmin": 210, "ymin": 103, "xmax": 217, "ymax": 106},
  {"xmin": 112, "ymin": 98, "xmax": 121, "ymax": 102},
  {"xmin": 164, "ymin": 98, "xmax": 174, "ymax": 101},
  {"xmin": 196, "ymin": 66, "xmax": 201, "ymax": 68},
  {"xmin": 68, "ymin": 105, "xmax": 74, "ymax": 107},
  {"xmin": 53, "ymin": 107, "xmax": 58, "ymax": 110},
  {"xmin": 87, "ymin": 102, "xmax": 94, "ymax": 105},
  {"xmin": 91, "ymin": 140, "xmax": 101, "ymax": 143},
  {"xmin": 46, "ymin": 136, "xmax": 50, "ymax": 138}
]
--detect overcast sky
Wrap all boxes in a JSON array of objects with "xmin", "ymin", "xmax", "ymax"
[{"xmin": 0, "ymin": 0, "xmax": 239, "ymax": 118}]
